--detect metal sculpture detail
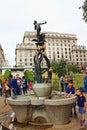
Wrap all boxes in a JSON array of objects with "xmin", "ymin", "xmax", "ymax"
[{"xmin": 33, "ymin": 21, "xmax": 51, "ymax": 83}]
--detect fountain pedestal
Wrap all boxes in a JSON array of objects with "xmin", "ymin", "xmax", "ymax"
[{"xmin": 33, "ymin": 83, "xmax": 52, "ymax": 98}]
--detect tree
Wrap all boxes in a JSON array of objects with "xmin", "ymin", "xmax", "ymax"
[
  {"xmin": 52, "ymin": 59, "xmax": 67, "ymax": 77},
  {"xmin": 79, "ymin": 0, "xmax": 87, "ymax": 23},
  {"xmin": 4, "ymin": 69, "xmax": 11, "ymax": 78},
  {"xmin": 68, "ymin": 64, "xmax": 79, "ymax": 73},
  {"xmin": 24, "ymin": 69, "xmax": 34, "ymax": 82}
]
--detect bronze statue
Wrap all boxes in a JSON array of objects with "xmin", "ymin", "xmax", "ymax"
[{"xmin": 33, "ymin": 20, "xmax": 51, "ymax": 83}]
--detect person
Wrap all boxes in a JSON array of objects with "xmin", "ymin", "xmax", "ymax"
[
  {"xmin": 0, "ymin": 80, "xmax": 2, "ymax": 96},
  {"xmin": 11, "ymin": 75, "xmax": 18, "ymax": 96},
  {"xmin": 60, "ymin": 75, "xmax": 65, "ymax": 92},
  {"xmin": 68, "ymin": 73, "xmax": 73, "ymax": 82},
  {"xmin": 65, "ymin": 80, "xmax": 76, "ymax": 116},
  {"xmin": 28, "ymin": 81, "xmax": 33, "ymax": 91},
  {"xmin": 64, "ymin": 75, "xmax": 68, "ymax": 91},
  {"xmin": 22, "ymin": 76, "xmax": 28, "ymax": 95},
  {"xmin": 83, "ymin": 72, "xmax": 87, "ymax": 92},
  {"xmin": 76, "ymin": 89, "xmax": 86, "ymax": 125},
  {"xmin": 16, "ymin": 76, "xmax": 21, "ymax": 95}
]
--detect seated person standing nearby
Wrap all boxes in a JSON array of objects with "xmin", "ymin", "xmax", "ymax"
[{"xmin": 65, "ymin": 80, "xmax": 76, "ymax": 116}]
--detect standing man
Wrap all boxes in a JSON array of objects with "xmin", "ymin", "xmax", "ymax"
[{"xmin": 60, "ymin": 75, "xmax": 65, "ymax": 92}]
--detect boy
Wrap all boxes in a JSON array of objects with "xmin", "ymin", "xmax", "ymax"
[
  {"xmin": 76, "ymin": 89, "xmax": 86, "ymax": 125},
  {"xmin": 65, "ymin": 80, "xmax": 75, "ymax": 97},
  {"xmin": 65, "ymin": 80, "xmax": 76, "ymax": 116}
]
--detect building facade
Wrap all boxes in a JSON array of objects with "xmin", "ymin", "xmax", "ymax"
[
  {"xmin": 71, "ymin": 44, "xmax": 87, "ymax": 66},
  {"xmin": 15, "ymin": 31, "xmax": 87, "ymax": 67},
  {"xmin": 0, "ymin": 44, "xmax": 7, "ymax": 67}
]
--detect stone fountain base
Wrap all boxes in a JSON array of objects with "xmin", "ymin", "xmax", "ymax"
[{"xmin": 7, "ymin": 91, "xmax": 77, "ymax": 125}]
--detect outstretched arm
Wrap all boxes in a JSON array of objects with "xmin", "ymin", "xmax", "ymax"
[{"xmin": 39, "ymin": 21, "xmax": 47, "ymax": 25}]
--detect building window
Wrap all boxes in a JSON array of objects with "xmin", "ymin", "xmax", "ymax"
[
  {"xmin": 65, "ymin": 52, "xmax": 67, "ymax": 54},
  {"xmin": 20, "ymin": 59, "xmax": 22, "ymax": 62},
  {"xmin": 30, "ymin": 58, "xmax": 32, "ymax": 61},
  {"xmin": 25, "ymin": 63, "xmax": 27, "ymax": 66},
  {"xmin": 57, "ymin": 55, "xmax": 59, "ymax": 58},
  {"xmin": 30, "ymin": 54, "xmax": 32, "ymax": 57},
  {"xmin": 25, "ymin": 58, "xmax": 27, "ymax": 61},
  {"xmin": 49, "ymin": 55, "xmax": 51, "ymax": 58},
  {"xmin": 30, "ymin": 63, "xmax": 32, "ymax": 66}
]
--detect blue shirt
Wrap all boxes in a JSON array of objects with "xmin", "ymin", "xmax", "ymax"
[
  {"xmin": 66, "ymin": 86, "xmax": 75, "ymax": 94},
  {"xmin": 84, "ymin": 76, "xmax": 87, "ymax": 86},
  {"xmin": 77, "ymin": 95, "xmax": 86, "ymax": 107},
  {"xmin": 11, "ymin": 78, "xmax": 17, "ymax": 88}
]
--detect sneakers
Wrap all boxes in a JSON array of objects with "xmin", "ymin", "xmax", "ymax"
[{"xmin": 80, "ymin": 120, "xmax": 85, "ymax": 126}]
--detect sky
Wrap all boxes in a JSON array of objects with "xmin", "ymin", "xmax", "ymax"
[{"xmin": 0, "ymin": 0, "xmax": 87, "ymax": 67}]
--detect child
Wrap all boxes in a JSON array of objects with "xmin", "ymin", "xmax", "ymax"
[
  {"xmin": 65, "ymin": 80, "xmax": 77, "ymax": 116},
  {"xmin": 65, "ymin": 80, "xmax": 75, "ymax": 97},
  {"xmin": 76, "ymin": 89, "xmax": 86, "ymax": 125}
]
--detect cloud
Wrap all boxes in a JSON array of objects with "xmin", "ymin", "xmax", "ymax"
[{"xmin": 0, "ymin": 0, "xmax": 86, "ymax": 66}]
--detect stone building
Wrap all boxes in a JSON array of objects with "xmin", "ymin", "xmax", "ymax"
[
  {"xmin": 15, "ymin": 31, "xmax": 87, "ymax": 67},
  {"xmin": 0, "ymin": 44, "xmax": 6, "ymax": 67},
  {"xmin": 71, "ymin": 44, "xmax": 87, "ymax": 66}
]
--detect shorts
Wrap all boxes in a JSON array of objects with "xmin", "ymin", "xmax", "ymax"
[{"xmin": 79, "ymin": 107, "xmax": 86, "ymax": 114}]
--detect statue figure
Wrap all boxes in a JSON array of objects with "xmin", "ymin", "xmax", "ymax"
[
  {"xmin": 33, "ymin": 20, "xmax": 51, "ymax": 83},
  {"xmin": 34, "ymin": 20, "xmax": 47, "ymax": 38}
]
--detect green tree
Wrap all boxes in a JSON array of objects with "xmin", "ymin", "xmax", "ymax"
[
  {"xmin": 68, "ymin": 64, "xmax": 78, "ymax": 73},
  {"xmin": 4, "ymin": 69, "xmax": 11, "ymax": 78},
  {"xmin": 52, "ymin": 59, "xmax": 67, "ymax": 77},
  {"xmin": 79, "ymin": 0, "xmax": 87, "ymax": 23},
  {"xmin": 24, "ymin": 69, "xmax": 34, "ymax": 82}
]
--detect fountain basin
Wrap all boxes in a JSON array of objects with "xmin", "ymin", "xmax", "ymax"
[
  {"xmin": 7, "ymin": 92, "xmax": 77, "ymax": 125},
  {"xmin": 7, "ymin": 96, "xmax": 32, "ymax": 123},
  {"xmin": 33, "ymin": 83, "xmax": 52, "ymax": 97},
  {"xmin": 45, "ymin": 95, "xmax": 77, "ymax": 125}
]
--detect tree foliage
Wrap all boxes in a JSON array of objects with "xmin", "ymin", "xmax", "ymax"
[
  {"xmin": 4, "ymin": 69, "xmax": 11, "ymax": 78},
  {"xmin": 68, "ymin": 64, "xmax": 78, "ymax": 73},
  {"xmin": 52, "ymin": 59, "xmax": 67, "ymax": 77},
  {"xmin": 24, "ymin": 69, "xmax": 34, "ymax": 82}
]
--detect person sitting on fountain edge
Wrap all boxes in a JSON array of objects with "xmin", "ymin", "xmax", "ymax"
[{"xmin": 65, "ymin": 80, "xmax": 77, "ymax": 116}]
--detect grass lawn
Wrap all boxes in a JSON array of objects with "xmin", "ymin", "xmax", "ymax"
[{"xmin": 52, "ymin": 73, "xmax": 85, "ymax": 90}]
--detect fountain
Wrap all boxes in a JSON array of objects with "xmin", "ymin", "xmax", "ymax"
[{"xmin": 2, "ymin": 21, "xmax": 77, "ymax": 130}]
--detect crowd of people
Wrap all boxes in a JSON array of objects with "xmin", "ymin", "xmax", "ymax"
[{"xmin": 0, "ymin": 74, "xmax": 33, "ymax": 97}]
